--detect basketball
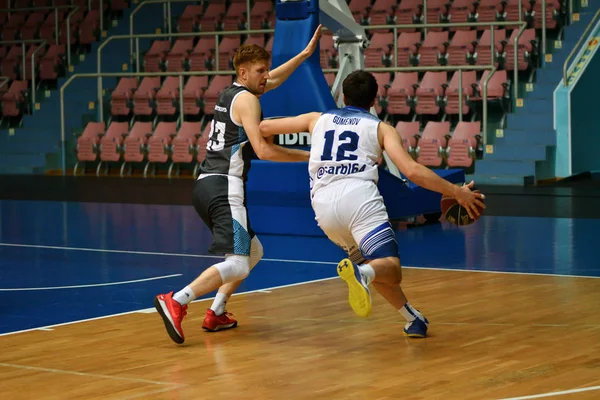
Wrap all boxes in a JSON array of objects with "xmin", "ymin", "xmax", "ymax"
[{"xmin": 441, "ymin": 190, "xmax": 485, "ymax": 226}]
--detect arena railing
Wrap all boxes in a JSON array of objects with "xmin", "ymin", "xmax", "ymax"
[
  {"xmin": 563, "ymin": 7, "xmax": 600, "ymax": 86},
  {"xmin": 0, "ymin": 5, "xmax": 80, "ymax": 67},
  {"xmin": 0, "ymin": 39, "xmax": 48, "ymax": 109}
]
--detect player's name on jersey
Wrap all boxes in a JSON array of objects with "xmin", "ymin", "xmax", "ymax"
[
  {"xmin": 316, "ymin": 163, "xmax": 366, "ymax": 179},
  {"xmin": 332, "ymin": 116, "xmax": 360, "ymax": 126},
  {"xmin": 276, "ymin": 132, "xmax": 311, "ymax": 146}
]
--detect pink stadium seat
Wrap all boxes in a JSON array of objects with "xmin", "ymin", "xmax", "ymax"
[
  {"xmin": 244, "ymin": 35, "xmax": 265, "ymax": 48},
  {"xmin": 110, "ymin": 77, "xmax": 138, "ymax": 116},
  {"xmin": 133, "ymin": 76, "xmax": 161, "ymax": 116},
  {"xmin": 20, "ymin": 12, "xmax": 46, "ymax": 40},
  {"xmin": 199, "ymin": 2, "xmax": 227, "ymax": 31},
  {"xmin": 99, "ymin": 121, "xmax": 128, "ymax": 164},
  {"xmin": 368, "ymin": 0, "xmax": 395, "ymax": 25},
  {"xmin": 147, "ymin": 121, "xmax": 177, "ymax": 164},
  {"xmin": 171, "ymin": 121, "xmax": 201, "ymax": 164},
  {"xmin": 504, "ymin": 0, "xmax": 532, "ymax": 22},
  {"xmin": 395, "ymin": 121, "xmax": 420, "ymax": 158},
  {"xmin": 503, "ymin": 28, "xmax": 537, "ymax": 71},
  {"xmin": 78, "ymin": 10, "xmax": 100, "ymax": 45},
  {"xmin": 189, "ymin": 37, "xmax": 216, "ymax": 71},
  {"xmin": 446, "ymin": 121, "xmax": 481, "ymax": 168},
  {"xmin": 320, "ymin": 32, "xmax": 336, "ymax": 69},
  {"xmin": 447, "ymin": 0, "xmax": 477, "ymax": 31},
  {"xmin": 425, "ymin": 0, "xmax": 450, "ymax": 31},
  {"xmin": 2, "ymin": 12, "xmax": 28, "ymax": 41},
  {"xmin": 75, "ymin": 122, "xmax": 105, "ymax": 167},
  {"xmin": 392, "ymin": 0, "xmax": 422, "ymax": 32},
  {"xmin": 396, "ymin": 32, "xmax": 421, "ymax": 67},
  {"xmin": 475, "ymin": 29, "xmax": 505, "ymax": 67},
  {"xmin": 156, "ymin": 77, "xmax": 181, "ymax": 116},
  {"xmin": 473, "ymin": 69, "xmax": 509, "ymax": 101},
  {"xmin": 40, "ymin": 44, "xmax": 66, "ymax": 81},
  {"xmin": 477, "ymin": 0, "xmax": 504, "ymax": 23},
  {"xmin": 177, "ymin": 5, "xmax": 203, "ymax": 33},
  {"xmin": 144, "ymin": 41, "xmax": 171, "ymax": 73},
  {"xmin": 166, "ymin": 39, "xmax": 194, "ymax": 72},
  {"xmin": 218, "ymin": 36, "xmax": 241, "ymax": 70},
  {"xmin": 183, "ymin": 76, "xmax": 209, "ymax": 116},
  {"xmin": 364, "ymin": 32, "xmax": 394, "ymax": 68},
  {"xmin": 1, "ymin": 80, "xmax": 28, "ymax": 117},
  {"xmin": 2, "ymin": 46, "xmax": 24, "ymax": 81},
  {"xmin": 203, "ymin": 75, "xmax": 233, "ymax": 114},
  {"xmin": 415, "ymin": 121, "xmax": 450, "ymax": 167},
  {"xmin": 444, "ymin": 70, "xmax": 477, "ymax": 115},
  {"xmin": 39, "ymin": 11, "xmax": 66, "ymax": 43},
  {"xmin": 23, "ymin": 45, "xmax": 47, "ymax": 81},
  {"xmin": 123, "ymin": 121, "xmax": 153, "ymax": 164},
  {"xmin": 534, "ymin": 0, "xmax": 562, "ymax": 29},
  {"xmin": 222, "ymin": 2, "xmax": 247, "ymax": 30},
  {"xmin": 446, "ymin": 30, "xmax": 477, "ymax": 66},
  {"xmin": 419, "ymin": 31, "xmax": 448, "ymax": 67},
  {"xmin": 387, "ymin": 72, "xmax": 419, "ymax": 115},
  {"xmin": 250, "ymin": 1, "xmax": 272, "ymax": 30},
  {"xmin": 415, "ymin": 71, "xmax": 447, "ymax": 115},
  {"xmin": 349, "ymin": 0, "xmax": 371, "ymax": 23},
  {"xmin": 373, "ymin": 72, "xmax": 391, "ymax": 114}
]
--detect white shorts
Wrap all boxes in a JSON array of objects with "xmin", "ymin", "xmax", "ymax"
[{"xmin": 311, "ymin": 178, "xmax": 398, "ymax": 263}]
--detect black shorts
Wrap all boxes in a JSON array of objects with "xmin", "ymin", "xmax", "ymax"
[{"xmin": 192, "ymin": 174, "xmax": 255, "ymax": 256}]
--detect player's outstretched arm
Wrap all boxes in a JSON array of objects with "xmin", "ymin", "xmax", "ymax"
[
  {"xmin": 264, "ymin": 24, "xmax": 322, "ymax": 93},
  {"xmin": 235, "ymin": 92, "xmax": 309, "ymax": 162},
  {"xmin": 259, "ymin": 112, "xmax": 322, "ymax": 137},
  {"xmin": 379, "ymin": 122, "xmax": 486, "ymax": 218}
]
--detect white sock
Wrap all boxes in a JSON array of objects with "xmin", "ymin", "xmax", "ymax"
[
  {"xmin": 358, "ymin": 264, "xmax": 375, "ymax": 285},
  {"xmin": 173, "ymin": 286, "xmax": 196, "ymax": 306},
  {"xmin": 398, "ymin": 302, "xmax": 425, "ymax": 323},
  {"xmin": 210, "ymin": 292, "xmax": 229, "ymax": 316}
]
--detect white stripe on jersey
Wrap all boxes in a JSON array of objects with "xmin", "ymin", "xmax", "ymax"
[{"xmin": 309, "ymin": 106, "xmax": 382, "ymax": 196}]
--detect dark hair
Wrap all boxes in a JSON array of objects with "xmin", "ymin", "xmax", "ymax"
[{"xmin": 342, "ymin": 70, "xmax": 378, "ymax": 110}]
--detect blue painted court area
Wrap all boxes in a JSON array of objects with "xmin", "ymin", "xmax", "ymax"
[{"xmin": 0, "ymin": 199, "xmax": 599, "ymax": 335}]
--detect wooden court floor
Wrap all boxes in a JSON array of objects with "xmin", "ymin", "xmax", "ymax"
[{"xmin": 2, "ymin": 268, "xmax": 599, "ymax": 400}]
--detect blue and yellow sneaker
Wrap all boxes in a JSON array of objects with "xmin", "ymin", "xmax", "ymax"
[
  {"xmin": 336, "ymin": 258, "xmax": 372, "ymax": 318},
  {"xmin": 403, "ymin": 317, "xmax": 429, "ymax": 338}
]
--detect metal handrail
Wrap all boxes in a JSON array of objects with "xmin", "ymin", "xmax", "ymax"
[
  {"xmin": 563, "ymin": 7, "xmax": 600, "ymax": 86},
  {"xmin": 0, "ymin": 39, "xmax": 47, "ymax": 109},
  {"xmin": 0, "ymin": 76, "xmax": 10, "ymax": 92},
  {"xmin": 0, "ymin": 5, "xmax": 78, "ymax": 46},
  {"xmin": 97, "ymin": 28, "xmax": 272, "ymax": 120},
  {"xmin": 129, "ymin": 0, "xmax": 207, "ymax": 61}
]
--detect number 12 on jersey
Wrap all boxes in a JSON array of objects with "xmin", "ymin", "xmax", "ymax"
[
  {"xmin": 320, "ymin": 130, "xmax": 359, "ymax": 161},
  {"xmin": 207, "ymin": 120, "xmax": 226, "ymax": 152}
]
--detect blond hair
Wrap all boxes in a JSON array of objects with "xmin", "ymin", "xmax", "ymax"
[{"xmin": 232, "ymin": 44, "xmax": 271, "ymax": 72}]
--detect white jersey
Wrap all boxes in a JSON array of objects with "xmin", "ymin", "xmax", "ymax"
[{"xmin": 309, "ymin": 106, "xmax": 382, "ymax": 196}]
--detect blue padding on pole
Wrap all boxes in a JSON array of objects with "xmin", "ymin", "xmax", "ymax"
[{"xmin": 260, "ymin": 0, "xmax": 336, "ymax": 117}]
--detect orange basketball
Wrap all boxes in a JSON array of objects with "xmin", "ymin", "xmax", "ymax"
[{"xmin": 441, "ymin": 190, "xmax": 485, "ymax": 226}]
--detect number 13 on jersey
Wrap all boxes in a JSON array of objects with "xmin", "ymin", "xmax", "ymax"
[{"xmin": 207, "ymin": 120, "xmax": 226, "ymax": 152}]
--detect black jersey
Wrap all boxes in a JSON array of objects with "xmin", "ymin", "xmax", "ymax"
[{"xmin": 199, "ymin": 83, "xmax": 256, "ymax": 181}]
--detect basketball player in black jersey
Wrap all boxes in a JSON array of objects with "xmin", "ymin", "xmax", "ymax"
[{"xmin": 154, "ymin": 25, "xmax": 322, "ymax": 344}]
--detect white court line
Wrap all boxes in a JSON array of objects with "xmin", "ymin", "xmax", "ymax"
[
  {"xmin": 500, "ymin": 385, "xmax": 600, "ymax": 399},
  {"xmin": 0, "ymin": 276, "xmax": 338, "ymax": 337},
  {"xmin": 1, "ymin": 242, "xmax": 600, "ymax": 280},
  {"xmin": 0, "ymin": 362, "xmax": 186, "ymax": 388},
  {"xmin": 0, "ymin": 274, "xmax": 182, "ymax": 291}
]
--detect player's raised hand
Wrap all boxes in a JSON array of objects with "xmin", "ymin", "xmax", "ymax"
[
  {"xmin": 301, "ymin": 24, "xmax": 323, "ymax": 58},
  {"xmin": 454, "ymin": 181, "xmax": 486, "ymax": 220}
]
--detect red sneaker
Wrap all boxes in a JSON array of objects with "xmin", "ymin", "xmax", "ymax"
[
  {"xmin": 154, "ymin": 292, "xmax": 188, "ymax": 344},
  {"xmin": 202, "ymin": 309, "xmax": 238, "ymax": 332}
]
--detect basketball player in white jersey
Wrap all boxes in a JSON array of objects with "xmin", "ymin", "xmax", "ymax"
[{"xmin": 259, "ymin": 70, "xmax": 485, "ymax": 337}]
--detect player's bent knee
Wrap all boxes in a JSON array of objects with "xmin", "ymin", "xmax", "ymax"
[
  {"xmin": 215, "ymin": 255, "xmax": 251, "ymax": 283},
  {"xmin": 249, "ymin": 236, "xmax": 263, "ymax": 270}
]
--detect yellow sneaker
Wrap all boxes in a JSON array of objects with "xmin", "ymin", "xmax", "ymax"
[{"xmin": 336, "ymin": 258, "xmax": 372, "ymax": 318}]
